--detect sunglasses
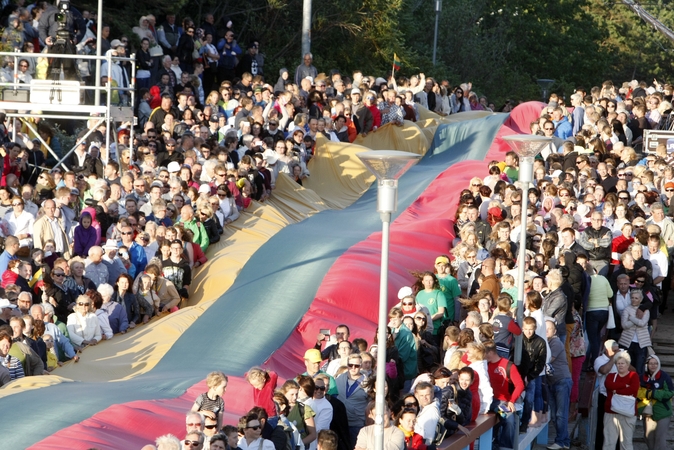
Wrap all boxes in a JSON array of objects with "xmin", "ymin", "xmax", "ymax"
[
  {"xmin": 246, "ymin": 425, "xmax": 261, "ymax": 430},
  {"xmin": 185, "ymin": 441, "xmax": 200, "ymax": 446},
  {"xmin": 348, "ymin": 363, "xmax": 361, "ymax": 368},
  {"xmin": 315, "ymin": 386, "xmax": 326, "ymax": 391},
  {"xmin": 12, "ymin": 203, "xmax": 21, "ymax": 206},
  {"xmin": 77, "ymin": 302, "xmax": 89, "ymax": 306},
  {"xmin": 544, "ymin": 127, "xmax": 554, "ymax": 131},
  {"xmin": 121, "ymin": 231, "xmax": 133, "ymax": 235},
  {"xmin": 52, "ymin": 273, "xmax": 65, "ymax": 277},
  {"xmin": 204, "ymin": 424, "xmax": 218, "ymax": 429},
  {"xmin": 471, "ymin": 183, "xmax": 481, "ymax": 187},
  {"xmin": 402, "ymin": 302, "xmax": 414, "ymax": 306}
]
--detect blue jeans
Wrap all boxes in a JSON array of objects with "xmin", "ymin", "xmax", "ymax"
[
  {"xmin": 548, "ymin": 377, "xmax": 572, "ymax": 448},
  {"xmin": 521, "ymin": 376, "xmax": 541, "ymax": 428},
  {"xmin": 490, "ymin": 399, "xmax": 517, "ymax": 449},
  {"xmin": 585, "ymin": 310, "xmax": 608, "ymax": 365},
  {"xmin": 627, "ymin": 342, "xmax": 647, "ymax": 377}
]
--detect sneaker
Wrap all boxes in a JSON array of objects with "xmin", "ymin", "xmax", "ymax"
[{"xmin": 547, "ymin": 444, "xmax": 566, "ymax": 450}]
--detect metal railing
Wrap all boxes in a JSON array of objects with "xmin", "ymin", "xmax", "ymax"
[{"xmin": 0, "ymin": 49, "xmax": 137, "ymax": 169}]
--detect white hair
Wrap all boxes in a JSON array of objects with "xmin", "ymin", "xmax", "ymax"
[
  {"xmin": 155, "ymin": 434, "xmax": 180, "ymax": 450},
  {"xmin": 41, "ymin": 302, "xmax": 55, "ymax": 315},
  {"xmin": 97, "ymin": 283, "xmax": 114, "ymax": 300}
]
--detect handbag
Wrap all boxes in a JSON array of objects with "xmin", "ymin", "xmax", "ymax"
[
  {"xmin": 607, "ymin": 305, "xmax": 616, "ymax": 329},
  {"xmin": 610, "ymin": 374, "xmax": 636, "ymax": 416}
]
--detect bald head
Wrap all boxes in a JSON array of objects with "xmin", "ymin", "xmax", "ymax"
[{"xmin": 482, "ymin": 258, "xmax": 495, "ymax": 275}]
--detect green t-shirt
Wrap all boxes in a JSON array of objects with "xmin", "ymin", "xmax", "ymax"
[
  {"xmin": 287, "ymin": 402, "xmax": 316, "ymax": 438},
  {"xmin": 415, "ymin": 289, "xmax": 448, "ymax": 334},
  {"xmin": 437, "ymin": 274, "xmax": 460, "ymax": 321}
]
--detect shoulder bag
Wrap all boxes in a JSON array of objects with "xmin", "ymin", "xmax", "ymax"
[{"xmin": 610, "ymin": 373, "xmax": 636, "ymax": 416}]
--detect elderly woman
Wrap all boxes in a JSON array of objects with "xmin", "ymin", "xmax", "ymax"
[
  {"xmin": 619, "ymin": 289, "xmax": 651, "ymax": 376},
  {"xmin": 98, "ymin": 283, "xmax": 129, "ymax": 334},
  {"xmin": 637, "ymin": 355, "xmax": 673, "ymax": 450},
  {"xmin": 602, "ymin": 350, "xmax": 639, "ymax": 450},
  {"xmin": 66, "ymin": 294, "xmax": 102, "ymax": 349},
  {"xmin": 65, "ymin": 258, "xmax": 97, "ymax": 297}
]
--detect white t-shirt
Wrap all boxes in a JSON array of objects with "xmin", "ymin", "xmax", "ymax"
[{"xmin": 593, "ymin": 354, "xmax": 617, "ymax": 396}]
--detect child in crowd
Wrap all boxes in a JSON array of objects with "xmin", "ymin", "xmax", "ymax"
[
  {"xmin": 490, "ymin": 295, "xmax": 522, "ymax": 358},
  {"xmin": 192, "ymin": 371, "xmax": 228, "ymax": 430},
  {"xmin": 42, "ymin": 333, "xmax": 60, "ymax": 371}
]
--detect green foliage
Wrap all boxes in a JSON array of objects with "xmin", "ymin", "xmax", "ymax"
[{"xmin": 84, "ymin": 0, "xmax": 674, "ymax": 104}]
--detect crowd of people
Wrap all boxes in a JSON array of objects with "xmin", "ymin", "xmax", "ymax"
[{"xmin": 0, "ymin": 5, "xmax": 672, "ymax": 450}]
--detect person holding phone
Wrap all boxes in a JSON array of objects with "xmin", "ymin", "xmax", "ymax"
[{"xmin": 314, "ymin": 324, "xmax": 351, "ymax": 362}]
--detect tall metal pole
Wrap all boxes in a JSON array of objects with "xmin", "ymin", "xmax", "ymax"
[
  {"xmin": 432, "ymin": 0, "xmax": 442, "ymax": 65},
  {"xmin": 301, "ymin": 0, "xmax": 312, "ymax": 57},
  {"xmin": 514, "ymin": 157, "xmax": 533, "ymax": 366},
  {"xmin": 374, "ymin": 211, "xmax": 391, "ymax": 450},
  {"xmin": 94, "ymin": 0, "xmax": 103, "ymax": 106}
]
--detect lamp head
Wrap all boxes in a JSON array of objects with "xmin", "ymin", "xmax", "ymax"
[{"xmin": 357, "ymin": 150, "xmax": 421, "ymax": 214}]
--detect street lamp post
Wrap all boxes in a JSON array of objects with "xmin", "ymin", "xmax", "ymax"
[
  {"xmin": 501, "ymin": 136, "xmax": 551, "ymax": 366},
  {"xmin": 356, "ymin": 150, "xmax": 422, "ymax": 450}
]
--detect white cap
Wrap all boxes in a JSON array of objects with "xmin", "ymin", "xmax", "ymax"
[
  {"xmin": 263, "ymin": 149, "xmax": 278, "ymax": 165},
  {"xmin": 167, "ymin": 161, "xmax": 181, "ymax": 173},
  {"xmin": 0, "ymin": 298, "xmax": 17, "ymax": 310},
  {"xmin": 551, "ymin": 170, "xmax": 562, "ymax": 179},
  {"xmin": 103, "ymin": 239, "xmax": 119, "ymax": 250},
  {"xmin": 397, "ymin": 286, "xmax": 414, "ymax": 300},
  {"xmin": 198, "ymin": 184, "xmax": 211, "ymax": 194}
]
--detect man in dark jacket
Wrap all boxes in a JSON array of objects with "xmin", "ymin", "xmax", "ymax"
[
  {"xmin": 466, "ymin": 205, "xmax": 491, "ymax": 248},
  {"xmin": 520, "ymin": 316, "xmax": 547, "ymax": 433},
  {"xmin": 350, "ymin": 89, "xmax": 373, "ymax": 135},
  {"xmin": 578, "ymin": 211, "xmax": 612, "ymax": 276}
]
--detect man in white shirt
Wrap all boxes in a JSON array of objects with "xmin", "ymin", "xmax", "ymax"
[
  {"xmin": 613, "ymin": 274, "xmax": 631, "ymax": 318},
  {"xmin": 238, "ymin": 414, "xmax": 275, "ymax": 450},
  {"xmin": 593, "ymin": 340, "xmax": 620, "ymax": 450},
  {"xmin": 305, "ymin": 376, "xmax": 334, "ymax": 450},
  {"xmin": 413, "ymin": 381, "xmax": 440, "ymax": 445},
  {"xmin": 646, "ymin": 235, "xmax": 668, "ymax": 289}
]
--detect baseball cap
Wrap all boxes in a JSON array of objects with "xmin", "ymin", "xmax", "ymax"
[
  {"xmin": 604, "ymin": 339, "xmax": 618, "ymax": 351},
  {"xmin": 70, "ymin": 188, "xmax": 80, "ymax": 196},
  {"xmin": 304, "ymin": 349, "xmax": 322, "ymax": 363},
  {"xmin": 198, "ymin": 184, "xmax": 211, "ymax": 194},
  {"xmin": 435, "ymin": 256, "xmax": 450, "ymax": 265},
  {"xmin": 351, "ymin": 88, "xmax": 361, "ymax": 95},
  {"xmin": 551, "ymin": 170, "xmax": 563, "ymax": 179},
  {"xmin": 0, "ymin": 298, "xmax": 17, "ymax": 310},
  {"xmin": 167, "ymin": 161, "xmax": 181, "ymax": 173},
  {"xmin": 665, "ymin": 182, "xmax": 674, "ymax": 190},
  {"xmin": 110, "ymin": 39, "xmax": 125, "ymax": 49},
  {"xmin": 397, "ymin": 286, "xmax": 413, "ymax": 300}
]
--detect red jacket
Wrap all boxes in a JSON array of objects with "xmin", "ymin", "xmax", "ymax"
[
  {"xmin": 251, "ymin": 370, "xmax": 278, "ymax": 418},
  {"xmin": 604, "ymin": 371, "xmax": 639, "ymax": 415},
  {"xmin": 487, "ymin": 357, "xmax": 525, "ymax": 404},
  {"xmin": 400, "ymin": 430, "xmax": 427, "ymax": 450}
]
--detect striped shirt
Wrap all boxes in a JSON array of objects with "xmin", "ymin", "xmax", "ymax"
[{"xmin": 1, "ymin": 354, "xmax": 25, "ymax": 380}]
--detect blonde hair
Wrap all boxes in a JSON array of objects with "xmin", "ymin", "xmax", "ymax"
[
  {"xmin": 206, "ymin": 371, "xmax": 228, "ymax": 389},
  {"xmin": 467, "ymin": 342, "xmax": 485, "ymax": 360},
  {"xmin": 246, "ymin": 367, "xmax": 268, "ymax": 384}
]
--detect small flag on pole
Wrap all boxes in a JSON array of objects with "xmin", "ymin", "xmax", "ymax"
[{"xmin": 393, "ymin": 54, "xmax": 401, "ymax": 71}]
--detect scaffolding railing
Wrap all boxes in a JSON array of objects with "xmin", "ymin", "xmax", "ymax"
[{"xmin": 0, "ymin": 49, "xmax": 136, "ymax": 170}]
